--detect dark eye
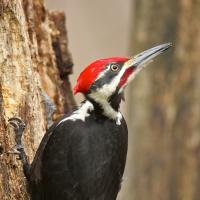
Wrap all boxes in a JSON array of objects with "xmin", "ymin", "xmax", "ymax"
[{"xmin": 110, "ymin": 64, "xmax": 119, "ymax": 72}]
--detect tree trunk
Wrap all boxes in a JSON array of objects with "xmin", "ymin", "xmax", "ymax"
[
  {"xmin": 122, "ymin": 0, "xmax": 200, "ymax": 200},
  {"xmin": 0, "ymin": 0, "xmax": 75, "ymax": 199}
]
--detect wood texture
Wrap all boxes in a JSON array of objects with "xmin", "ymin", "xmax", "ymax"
[{"xmin": 0, "ymin": 0, "xmax": 75, "ymax": 199}]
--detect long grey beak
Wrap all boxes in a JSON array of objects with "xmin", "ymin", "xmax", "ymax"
[
  {"xmin": 118, "ymin": 43, "xmax": 172, "ymax": 92},
  {"xmin": 124, "ymin": 43, "xmax": 172, "ymax": 70}
]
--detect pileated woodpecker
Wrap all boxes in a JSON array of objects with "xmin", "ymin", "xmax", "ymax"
[{"xmin": 9, "ymin": 43, "xmax": 171, "ymax": 200}]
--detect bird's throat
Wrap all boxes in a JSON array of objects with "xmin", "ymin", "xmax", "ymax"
[{"xmin": 87, "ymin": 92, "xmax": 122, "ymax": 125}]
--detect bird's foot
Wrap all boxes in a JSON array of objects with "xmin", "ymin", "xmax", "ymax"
[
  {"xmin": 8, "ymin": 117, "xmax": 26, "ymax": 134},
  {"xmin": 8, "ymin": 117, "xmax": 30, "ymax": 179},
  {"xmin": 8, "ymin": 117, "xmax": 26, "ymax": 154},
  {"xmin": 7, "ymin": 145, "xmax": 23, "ymax": 155}
]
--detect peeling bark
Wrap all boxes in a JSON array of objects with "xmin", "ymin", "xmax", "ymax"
[{"xmin": 0, "ymin": 0, "xmax": 75, "ymax": 199}]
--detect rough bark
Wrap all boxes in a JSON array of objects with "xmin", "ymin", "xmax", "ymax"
[
  {"xmin": 122, "ymin": 0, "xmax": 200, "ymax": 200},
  {"xmin": 0, "ymin": 0, "xmax": 75, "ymax": 199}
]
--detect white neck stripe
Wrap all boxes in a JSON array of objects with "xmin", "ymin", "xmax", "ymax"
[
  {"xmin": 89, "ymin": 91, "xmax": 122, "ymax": 125},
  {"xmin": 57, "ymin": 101, "xmax": 94, "ymax": 126}
]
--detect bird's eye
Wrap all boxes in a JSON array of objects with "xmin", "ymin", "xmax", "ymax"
[{"xmin": 110, "ymin": 64, "xmax": 119, "ymax": 72}]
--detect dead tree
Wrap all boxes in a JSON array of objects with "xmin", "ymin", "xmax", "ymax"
[{"xmin": 0, "ymin": 0, "xmax": 76, "ymax": 199}]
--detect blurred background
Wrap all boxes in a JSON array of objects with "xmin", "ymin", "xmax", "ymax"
[{"xmin": 46, "ymin": 1, "xmax": 200, "ymax": 200}]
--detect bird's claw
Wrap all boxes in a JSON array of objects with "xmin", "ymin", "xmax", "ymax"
[
  {"xmin": 7, "ymin": 117, "xmax": 26, "ymax": 156},
  {"xmin": 7, "ymin": 117, "xmax": 30, "ymax": 179},
  {"xmin": 8, "ymin": 117, "xmax": 26, "ymax": 132},
  {"xmin": 7, "ymin": 145, "xmax": 21, "ymax": 155}
]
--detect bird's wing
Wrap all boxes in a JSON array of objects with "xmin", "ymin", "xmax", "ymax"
[{"xmin": 29, "ymin": 112, "xmax": 73, "ymax": 184}]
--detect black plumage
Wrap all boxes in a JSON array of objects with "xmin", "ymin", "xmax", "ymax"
[
  {"xmin": 8, "ymin": 43, "xmax": 171, "ymax": 200},
  {"xmin": 29, "ymin": 103, "xmax": 128, "ymax": 200}
]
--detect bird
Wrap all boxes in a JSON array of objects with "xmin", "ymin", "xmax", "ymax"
[{"xmin": 8, "ymin": 43, "xmax": 171, "ymax": 200}]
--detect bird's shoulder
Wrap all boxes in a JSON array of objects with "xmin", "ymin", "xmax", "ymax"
[{"xmin": 29, "ymin": 110, "xmax": 75, "ymax": 182}]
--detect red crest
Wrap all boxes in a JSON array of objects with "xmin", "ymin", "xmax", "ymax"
[{"xmin": 73, "ymin": 57, "xmax": 128, "ymax": 94}]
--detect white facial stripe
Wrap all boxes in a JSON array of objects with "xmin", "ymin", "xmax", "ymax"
[
  {"xmin": 57, "ymin": 101, "xmax": 94, "ymax": 126},
  {"xmin": 100, "ymin": 65, "xmax": 127, "ymax": 94},
  {"xmin": 89, "ymin": 58, "xmax": 142, "ymax": 121},
  {"xmin": 88, "ymin": 63, "xmax": 128, "ymax": 125},
  {"xmin": 93, "ymin": 61, "xmax": 129, "ymax": 96},
  {"xmin": 89, "ymin": 84, "xmax": 123, "ymax": 125},
  {"xmin": 95, "ymin": 65, "xmax": 110, "ymax": 81},
  {"xmin": 87, "ymin": 61, "xmax": 136, "ymax": 125}
]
